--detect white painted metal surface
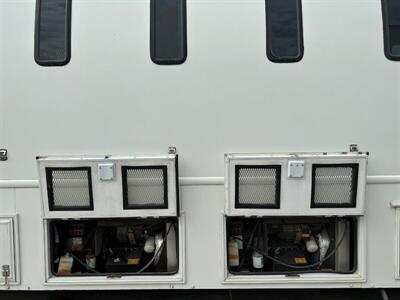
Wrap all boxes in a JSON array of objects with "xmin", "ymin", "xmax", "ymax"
[{"xmin": 0, "ymin": 0, "xmax": 400, "ymax": 291}]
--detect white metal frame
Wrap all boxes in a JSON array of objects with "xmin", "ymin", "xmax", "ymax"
[
  {"xmin": 220, "ymin": 213, "xmax": 367, "ymax": 284},
  {"xmin": 0, "ymin": 215, "xmax": 20, "ymax": 285},
  {"xmin": 37, "ymin": 155, "xmax": 179, "ymax": 219},
  {"xmin": 225, "ymin": 153, "xmax": 368, "ymax": 217},
  {"xmin": 392, "ymin": 202, "xmax": 400, "ymax": 280},
  {"xmin": 42, "ymin": 213, "xmax": 186, "ymax": 286}
]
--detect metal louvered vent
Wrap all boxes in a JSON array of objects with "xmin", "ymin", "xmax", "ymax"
[
  {"xmin": 122, "ymin": 166, "xmax": 168, "ymax": 209},
  {"xmin": 235, "ymin": 165, "xmax": 281, "ymax": 209},
  {"xmin": 311, "ymin": 164, "xmax": 359, "ymax": 208},
  {"xmin": 46, "ymin": 168, "xmax": 93, "ymax": 211}
]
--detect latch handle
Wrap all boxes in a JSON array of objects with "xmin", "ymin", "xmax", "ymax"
[{"xmin": 2, "ymin": 264, "xmax": 10, "ymax": 287}]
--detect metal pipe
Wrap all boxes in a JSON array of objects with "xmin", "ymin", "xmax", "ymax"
[
  {"xmin": 366, "ymin": 176, "xmax": 400, "ymax": 185},
  {"xmin": 0, "ymin": 180, "xmax": 39, "ymax": 189},
  {"xmin": 179, "ymin": 177, "xmax": 224, "ymax": 186},
  {"xmin": 1, "ymin": 175, "xmax": 400, "ymax": 189}
]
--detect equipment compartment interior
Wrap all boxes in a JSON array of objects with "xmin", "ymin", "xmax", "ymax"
[
  {"xmin": 48, "ymin": 218, "xmax": 179, "ymax": 276},
  {"xmin": 226, "ymin": 216, "xmax": 357, "ymax": 275}
]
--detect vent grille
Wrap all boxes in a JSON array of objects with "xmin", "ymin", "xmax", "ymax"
[
  {"xmin": 311, "ymin": 164, "xmax": 359, "ymax": 208},
  {"xmin": 122, "ymin": 166, "xmax": 168, "ymax": 209},
  {"xmin": 46, "ymin": 168, "xmax": 93, "ymax": 211},
  {"xmin": 235, "ymin": 165, "xmax": 281, "ymax": 209}
]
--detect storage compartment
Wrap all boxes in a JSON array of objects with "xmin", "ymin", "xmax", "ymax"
[
  {"xmin": 47, "ymin": 217, "xmax": 179, "ymax": 276},
  {"xmin": 226, "ymin": 216, "xmax": 356, "ymax": 275}
]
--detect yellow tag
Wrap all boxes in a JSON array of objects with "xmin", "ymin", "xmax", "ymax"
[
  {"xmin": 127, "ymin": 258, "xmax": 140, "ymax": 265},
  {"xmin": 294, "ymin": 257, "xmax": 307, "ymax": 264},
  {"xmin": 302, "ymin": 233, "xmax": 310, "ymax": 239}
]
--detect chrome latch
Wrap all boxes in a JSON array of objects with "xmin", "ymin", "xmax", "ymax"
[
  {"xmin": 2, "ymin": 265, "xmax": 10, "ymax": 287},
  {"xmin": 0, "ymin": 149, "xmax": 7, "ymax": 161},
  {"xmin": 168, "ymin": 146, "xmax": 177, "ymax": 155}
]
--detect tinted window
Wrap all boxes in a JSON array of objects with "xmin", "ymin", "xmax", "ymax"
[
  {"xmin": 150, "ymin": 0, "xmax": 187, "ymax": 65},
  {"xmin": 382, "ymin": 0, "xmax": 400, "ymax": 60},
  {"xmin": 35, "ymin": 0, "xmax": 72, "ymax": 66},
  {"xmin": 266, "ymin": 0, "xmax": 304, "ymax": 63}
]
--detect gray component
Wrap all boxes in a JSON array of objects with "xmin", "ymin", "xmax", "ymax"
[
  {"xmin": 166, "ymin": 222, "xmax": 178, "ymax": 272},
  {"xmin": 335, "ymin": 220, "xmax": 351, "ymax": 272},
  {"xmin": 154, "ymin": 233, "xmax": 164, "ymax": 265}
]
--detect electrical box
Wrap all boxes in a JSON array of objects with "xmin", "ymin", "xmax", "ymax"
[
  {"xmin": 288, "ymin": 160, "xmax": 305, "ymax": 178},
  {"xmin": 98, "ymin": 163, "xmax": 115, "ymax": 181}
]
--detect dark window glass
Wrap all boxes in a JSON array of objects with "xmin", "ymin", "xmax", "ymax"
[
  {"xmin": 382, "ymin": 0, "xmax": 400, "ymax": 60},
  {"xmin": 35, "ymin": 0, "xmax": 72, "ymax": 66},
  {"xmin": 266, "ymin": 0, "xmax": 304, "ymax": 63},
  {"xmin": 150, "ymin": 0, "xmax": 187, "ymax": 65}
]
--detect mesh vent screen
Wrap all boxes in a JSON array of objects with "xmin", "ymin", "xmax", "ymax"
[
  {"xmin": 312, "ymin": 164, "xmax": 358, "ymax": 208},
  {"xmin": 123, "ymin": 167, "xmax": 168, "ymax": 209},
  {"xmin": 46, "ymin": 168, "xmax": 93, "ymax": 211},
  {"xmin": 235, "ymin": 166, "xmax": 281, "ymax": 208}
]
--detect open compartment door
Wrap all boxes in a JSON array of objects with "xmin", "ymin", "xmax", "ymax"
[
  {"xmin": 37, "ymin": 154, "xmax": 179, "ymax": 219},
  {"xmin": 225, "ymin": 153, "xmax": 368, "ymax": 217}
]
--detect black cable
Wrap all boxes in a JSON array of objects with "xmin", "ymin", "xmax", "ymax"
[
  {"xmin": 136, "ymin": 222, "xmax": 174, "ymax": 273},
  {"xmin": 69, "ymin": 252, "xmax": 100, "ymax": 273},
  {"xmin": 239, "ymin": 221, "xmax": 260, "ymax": 269},
  {"xmin": 231, "ymin": 219, "xmax": 348, "ymax": 270},
  {"xmin": 228, "ymin": 290, "xmax": 233, "ymax": 300}
]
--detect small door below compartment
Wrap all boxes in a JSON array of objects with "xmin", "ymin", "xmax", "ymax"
[{"xmin": 0, "ymin": 216, "xmax": 19, "ymax": 284}]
